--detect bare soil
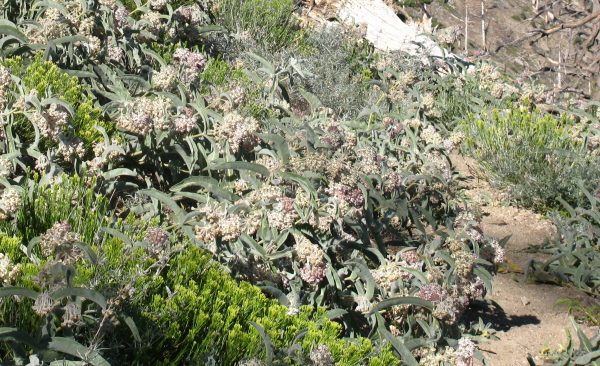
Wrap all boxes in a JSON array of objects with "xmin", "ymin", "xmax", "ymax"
[{"xmin": 451, "ymin": 153, "xmax": 600, "ymax": 366}]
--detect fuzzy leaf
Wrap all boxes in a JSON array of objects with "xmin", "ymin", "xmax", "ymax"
[
  {"xmin": 170, "ymin": 176, "xmax": 239, "ymax": 202},
  {"xmin": 369, "ymin": 297, "xmax": 434, "ymax": 315},
  {"xmin": 259, "ymin": 286, "xmax": 290, "ymax": 306},
  {"xmin": 378, "ymin": 328, "xmax": 418, "ymax": 366},
  {"xmin": 325, "ymin": 309, "xmax": 347, "ymax": 320},
  {"xmin": 102, "ymin": 168, "xmax": 137, "ymax": 181},
  {"xmin": 574, "ymin": 350, "xmax": 600, "ymax": 365},
  {"xmin": 249, "ymin": 322, "xmax": 273, "ymax": 365},
  {"xmin": 209, "ymin": 162, "xmax": 270, "ymax": 177},
  {"xmin": 52, "ymin": 288, "xmax": 107, "ymax": 310},
  {"xmin": 70, "ymin": 242, "xmax": 98, "ymax": 264},
  {"xmin": 254, "ymin": 133, "xmax": 291, "ymax": 164},
  {"xmin": 141, "ymin": 47, "xmax": 167, "ymax": 67},
  {"xmin": 345, "ymin": 259, "xmax": 376, "ymax": 300},
  {"xmin": 43, "ymin": 337, "xmax": 110, "ymax": 366},
  {"xmin": 121, "ymin": 315, "xmax": 141, "ymax": 343},
  {"xmin": 0, "ymin": 327, "xmax": 38, "ymax": 350},
  {"xmin": 137, "ymin": 189, "xmax": 185, "ymax": 224},
  {"xmin": 245, "ymin": 52, "xmax": 275, "ymax": 75},
  {"xmin": 0, "ymin": 287, "xmax": 39, "ymax": 300},
  {"xmin": 0, "ymin": 25, "xmax": 28, "ymax": 43},
  {"xmin": 41, "ymin": 98, "xmax": 75, "ymax": 118},
  {"xmin": 99, "ymin": 227, "xmax": 132, "ymax": 247},
  {"xmin": 50, "ymin": 36, "xmax": 89, "ymax": 44}
]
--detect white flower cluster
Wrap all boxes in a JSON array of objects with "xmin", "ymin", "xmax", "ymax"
[
  {"xmin": 149, "ymin": 0, "xmax": 173, "ymax": 10},
  {"xmin": 117, "ymin": 96, "xmax": 173, "ymax": 135},
  {"xmin": 108, "ymin": 46, "xmax": 125, "ymax": 63},
  {"xmin": 153, "ymin": 65, "xmax": 178, "ymax": 91},
  {"xmin": 0, "ymin": 66, "xmax": 11, "ymax": 110},
  {"xmin": 0, "ymin": 157, "xmax": 13, "ymax": 178},
  {"xmin": 32, "ymin": 8, "xmax": 69, "ymax": 43},
  {"xmin": 372, "ymin": 259, "xmax": 418, "ymax": 291},
  {"xmin": 421, "ymin": 93, "xmax": 436, "ymax": 111},
  {"xmin": 144, "ymin": 227, "xmax": 170, "ymax": 260},
  {"xmin": 267, "ymin": 197, "xmax": 299, "ymax": 230},
  {"xmin": 61, "ymin": 301, "xmax": 82, "ymax": 328},
  {"xmin": 214, "ymin": 112, "xmax": 260, "ymax": 153},
  {"xmin": 0, "ymin": 188, "xmax": 22, "ymax": 220},
  {"xmin": 32, "ymin": 292, "xmax": 57, "ymax": 316},
  {"xmin": 39, "ymin": 221, "xmax": 84, "ymax": 264},
  {"xmin": 310, "ymin": 345, "xmax": 334, "ymax": 366},
  {"xmin": 114, "ymin": 6, "xmax": 130, "ymax": 29},
  {"xmin": 293, "ymin": 234, "xmax": 324, "ymax": 267},
  {"xmin": 174, "ymin": 5, "xmax": 206, "ymax": 26},
  {"xmin": 193, "ymin": 202, "xmax": 260, "ymax": 246},
  {"xmin": 356, "ymin": 147, "xmax": 381, "ymax": 175},
  {"xmin": 396, "ymin": 70, "xmax": 418, "ymax": 87},
  {"xmin": 455, "ymin": 337, "xmax": 476, "ymax": 366},
  {"xmin": 139, "ymin": 11, "xmax": 163, "ymax": 38},
  {"xmin": 173, "ymin": 48, "xmax": 207, "ymax": 85},
  {"xmin": 416, "ymin": 346, "xmax": 460, "ymax": 366},
  {"xmin": 0, "ymin": 253, "xmax": 19, "ymax": 284},
  {"xmin": 173, "ymin": 108, "xmax": 198, "ymax": 134},
  {"xmin": 58, "ymin": 137, "xmax": 86, "ymax": 163},
  {"xmin": 30, "ymin": 103, "xmax": 70, "ymax": 141},
  {"xmin": 479, "ymin": 239, "xmax": 506, "ymax": 264},
  {"xmin": 421, "ymin": 125, "xmax": 443, "ymax": 145}
]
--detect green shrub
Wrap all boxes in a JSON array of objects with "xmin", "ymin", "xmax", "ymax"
[
  {"xmin": 536, "ymin": 317, "xmax": 600, "ymax": 365},
  {"xmin": 130, "ymin": 244, "xmax": 397, "ymax": 365},
  {"xmin": 459, "ymin": 108, "xmax": 600, "ymax": 211},
  {"xmin": 0, "ymin": 174, "xmax": 108, "ymax": 245},
  {"xmin": 4, "ymin": 54, "xmax": 110, "ymax": 154},
  {"xmin": 213, "ymin": 0, "xmax": 302, "ymax": 52},
  {"xmin": 526, "ymin": 186, "xmax": 600, "ymax": 294}
]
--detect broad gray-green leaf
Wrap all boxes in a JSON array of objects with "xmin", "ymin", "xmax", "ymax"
[
  {"xmin": 142, "ymin": 48, "xmax": 167, "ymax": 67},
  {"xmin": 345, "ymin": 259, "xmax": 376, "ymax": 300},
  {"xmin": 170, "ymin": 176, "xmax": 239, "ymax": 202},
  {"xmin": 44, "ymin": 337, "xmax": 110, "ymax": 366},
  {"xmin": 259, "ymin": 286, "xmax": 289, "ymax": 306},
  {"xmin": 574, "ymin": 350, "xmax": 600, "ymax": 365},
  {"xmin": 245, "ymin": 52, "xmax": 275, "ymax": 75},
  {"xmin": 0, "ymin": 25, "xmax": 28, "ymax": 43},
  {"xmin": 325, "ymin": 309, "xmax": 347, "ymax": 320},
  {"xmin": 368, "ymin": 296, "xmax": 435, "ymax": 315},
  {"xmin": 249, "ymin": 322, "xmax": 273, "ymax": 365},
  {"xmin": 254, "ymin": 133, "xmax": 290, "ymax": 164},
  {"xmin": 298, "ymin": 89, "xmax": 323, "ymax": 110},
  {"xmin": 62, "ymin": 69, "xmax": 97, "ymax": 78},
  {"xmin": 277, "ymin": 172, "xmax": 317, "ymax": 197},
  {"xmin": 26, "ymin": 236, "xmax": 42, "ymax": 260},
  {"xmin": 0, "ymin": 287, "xmax": 39, "ymax": 300},
  {"xmin": 197, "ymin": 25, "xmax": 226, "ymax": 34},
  {"xmin": 99, "ymin": 227, "xmax": 132, "ymax": 247},
  {"xmin": 52, "ymin": 288, "xmax": 107, "ymax": 310},
  {"xmin": 40, "ymin": 98, "xmax": 75, "ymax": 118},
  {"xmin": 378, "ymin": 328, "xmax": 418, "ymax": 366},
  {"xmin": 137, "ymin": 189, "xmax": 185, "ymax": 224},
  {"xmin": 70, "ymin": 242, "xmax": 98, "ymax": 264},
  {"xmin": 121, "ymin": 315, "xmax": 141, "ymax": 342},
  {"xmin": 102, "ymin": 168, "xmax": 137, "ymax": 181},
  {"xmin": 209, "ymin": 162, "xmax": 270, "ymax": 177},
  {"xmin": 0, "ymin": 328, "xmax": 38, "ymax": 349},
  {"xmin": 50, "ymin": 36, "xmax": 89, "ymax": 44}
]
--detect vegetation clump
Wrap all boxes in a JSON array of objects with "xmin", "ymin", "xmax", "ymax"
[{"xmin": 0, "ymin": 0, "xmax": 598, "ymax": 364}]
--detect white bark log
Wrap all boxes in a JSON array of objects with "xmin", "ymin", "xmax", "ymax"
[{"xmin": 312, "ymin": 0, "xmax": 447, "ymax": 58}]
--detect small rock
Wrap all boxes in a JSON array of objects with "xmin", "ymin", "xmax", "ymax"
[{"xmin": 521, "ymin": 296, "xmax": 530, "ymax": 306}]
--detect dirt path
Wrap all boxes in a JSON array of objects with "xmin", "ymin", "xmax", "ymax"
[{"xmin": 451, "ymin": 153, "xmax": 599, "ymax": 366}]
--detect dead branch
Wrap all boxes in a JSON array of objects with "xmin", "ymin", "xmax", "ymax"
[
  {"xmin": 532, "ymin": 10, "xmax": 600, "ymax": 37},
  {"xmin": 576, "ymin": 21, "xmax": 600, "ymax": 63}
]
